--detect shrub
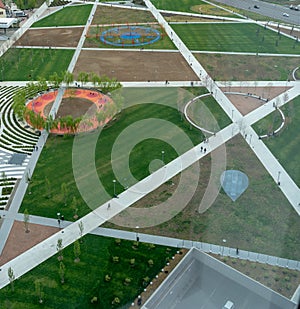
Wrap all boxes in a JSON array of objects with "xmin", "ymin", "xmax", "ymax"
[
  {"xmin": 112, "ymin": 256, "xmax": 119, "ymax": 263},
  {"xmin": 148, "ymin": 259, "xmax": 154, "ymax": 267},
  {"xmin": 124, "ymin": 278, "xmax": 131, "ymax": 285},
  {"xmin": 115, "ymin": 239, "xmax": 121, "ymax": 246},
  {"xmin": 105, "ymin": 274, "xmax": 111, "ymax": 282}
]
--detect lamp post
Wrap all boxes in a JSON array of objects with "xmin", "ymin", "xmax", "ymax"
[
  {"xmin": 113, "ymin": 179, "xmax": 116, "ymax": 196},
  {"xmin": 222, "ymin": 239, "xmax": 226, "ymax": 255},
  {"xmin": 161, "ymin": 150, "xmax": 165, "ymax": 163},
  {"xmin": 277, "ymin": 171, "xmax": 281, "ymax": 185},
  {"xmin": 136, "ymin": 226, "xmax": 139, "ymax": 242}
]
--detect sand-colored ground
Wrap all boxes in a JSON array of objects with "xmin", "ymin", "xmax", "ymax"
[
  {"xmin": 14, "ymin": 27, "xmax": 84, "ymax": 48},
  {"xmin": 223, "ymin": 86, "xmax": 290, "ymax": 115},
  {"xmin": 74, "ymin": 50, "xmax": 198, "ymax": 81},
  {"xmin": 0, "ymin": 221, "xmax": 58, "ymax": 266}
]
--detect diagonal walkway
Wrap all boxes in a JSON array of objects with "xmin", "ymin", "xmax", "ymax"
[
  {"xmin": 2, "ymin": 211, "xmax": 299, "ymax": 271},
  {"xmin": 0, "ymin": 124, "xmax": 236, "ymax": 288}
]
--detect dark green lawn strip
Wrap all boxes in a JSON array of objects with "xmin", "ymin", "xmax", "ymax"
[
  {"xmin": 0, "ymin": 49, "xmax": 74, "ymax": 81},
  {"xmin": 253, "ymin": 96, "xmax": 300, "ymax": 186},
  {"xmin": 32, "ymin": 5, "xmax": 92, "ymax": 27},
  {"xmin": 0, "ymin": 235, "xmax": 176, "ymax": 308},
  {"xmin": 20, "ymin": 99, "xmax": 205, "ymax": 220},
  {"xmin": 172, "ymin": 23, "xmax": 299, "ymax": 54}
]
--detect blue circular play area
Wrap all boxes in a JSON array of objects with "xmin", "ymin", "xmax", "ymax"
[{"xmin": 100, "ymin": 26, "xmax": 161, "ymax": 47}]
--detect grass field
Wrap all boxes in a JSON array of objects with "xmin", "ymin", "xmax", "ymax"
[
  {"xmin": 0, "ymin": 234, "xmax": 176, "ymax": 308},
  {"xmin": 152, "ymin": 0, "xmax": 235, "ymax": 17},
  {"xmin": 195, "ymin": 54, "xmax": 300, "ymax": 81},
  {"xmin": 105, "ymin": 134, "xmax": 300, "ymax": 260},
  {"xmin": 253, "ymin": 96, "xmax": 300, "ymax": 187},
  {"xmin": 32, "ymin": 5, "xmax": 92, "ymax": 27},
  {"xmin": 20, "ymin": 89, "xmax": 211, "ymax": 219},
  {"xmin": 186, "ymin": 94, "xmax": 232, "ymax": 131},
  {"xmin": 172, "ymin": 23, "xmax": 300, "ymax": 54},
  {"xmin": 0, "ymin": 49, "xmax": 74, "ymax": 81}
]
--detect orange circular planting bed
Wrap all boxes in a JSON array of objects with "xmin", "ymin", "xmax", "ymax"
[{"xmin": 26, "ymin": 88, "xmax": 114, "ymax": 134}]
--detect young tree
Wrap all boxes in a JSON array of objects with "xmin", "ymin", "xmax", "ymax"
[
  {"xmin": 78, "ymin": 221, "xmax": 84, "ymax": 242},
  {"xmin": 45, "ymin": 176, "xmax": 51, "ymax": 198},
  {"xmin": 77, "ymin": 71, "xmax": 89, "ymax": 86},
  {"xmin": 24, "ymin": 208, "xmax": 30, "ymax": 233},
  {"xmin": 73, "ymin": 240, "xmax": 81, "ymax": 262},
  {"xmin": 61, "ymin": 182, "xmax": 68, "ymax": 206},
  {"xmin": 59, "ymin": 261, "xmax": 66, "ymax": 284},
  {"xmin": 63, "ymin": 70, "xmax": 74, "ymax": 89},
  {"xmin": 8, "ymin": 267, "xmax": 15, "ymax": 292},
  {"xmin": 71, "ymin": 196, "xmax": 78, "ymax": 219},
  {"xmin": 34, "ymin": 279, "xmax": 44, "ymax": 304},
  {"xmin": 56, "ymin": 238, "xmax": 64, "ymax": 261}
]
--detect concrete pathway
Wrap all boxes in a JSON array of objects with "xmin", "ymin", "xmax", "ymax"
[
  {"xmin": 2, "ymin": 211, "xmax": 299, "ymax": 271},
  {"xmin": 0, "ymin": 0, "xmax": 299, "ymax": 292}
]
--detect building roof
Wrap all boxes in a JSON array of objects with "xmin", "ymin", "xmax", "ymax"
[
  {"xmin": 143, "ymin": 248, "xmax": 297, "ymax": 309},
  {"xmin": 0, "ymin": 18, "xmax": 16, "ymax": 29}
]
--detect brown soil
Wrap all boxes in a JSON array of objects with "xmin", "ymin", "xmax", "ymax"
[
  {"xmin": 43, "ymin": 97, "xmax": 95, "ymax": 118},
  {"xmin": 195, "ymin": 53, "xmax": 300, "ymax": 81},
  {"xmin": 14, "ymin": 27, "xmax": 84, "ymax": 48},
  {"xmin": 223, "ymin": 86, "xmax": 290, "ymax": 115},
  {"xmin": 74, "ymin": 50, "xmax": 198, "ymax": 81},
  {"xmin": 0, "ymin": 221, "xmax": 58, "ymax": 266},
  {"xmin": 131, "ymin": 249, "xmax": 188, "ymax": 308},
  {"xmin": 92, "ymin": 5, "xmax": 156, "ymax": 25}
]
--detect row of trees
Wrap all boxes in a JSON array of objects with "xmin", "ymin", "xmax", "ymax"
[{"xmin": 12, "ymin": 72, "xmax": 123, "ymax": 133}]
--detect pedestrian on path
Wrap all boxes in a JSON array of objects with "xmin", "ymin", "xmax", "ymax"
[
  {"xmin": 200, "ymin": 146, "xmax": 203, "ymax": 152},
  {"xmin": 204, "ymin": 148, "xmax": 206, "ymax": 153},
  {"xmin": 58, "ymin": 219, "xmax": 61, "ymax": 227},
  {"xmin": 107, "ymin": 203, "xmax": 110, "ymax": 210},
  {"xmin": 236, "ymin": 248, "xmax": 239, "ymax": 255}
]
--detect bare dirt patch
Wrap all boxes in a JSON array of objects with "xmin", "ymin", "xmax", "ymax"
[
  {"xmin": 195, "ymin": 53, "xmax": 300, "ymax": 81},
  {"xmin": 74, "ymin": 50, "xmax": 198, "ymax": 81},
  {"xmin": 14, "ymin": 27, "xmax": 84, "ymax": 48},
  {"xmin": 223, "ymin": 86, "xmax": 290, "ymax": 115},
  {"xmin": 44, "ymin": 97, "xmax": 95, "ymax": 118},
  {"xmin": 92, "ymin": 5, "xmax": 156, "ymax": 25},
  {"xmin": 0, "ymin": 221, "xmax": 58, "ymax": 266}
]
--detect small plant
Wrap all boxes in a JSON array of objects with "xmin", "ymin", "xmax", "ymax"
[
  {"xmin": 115, "ymin": 238, "xmax": 121, "ymax": 246},
  {"xmin": 132, "ymin": 241, "xmax": 139, "ymax": 249},
  {"xmin": 148, "ymin": 259, "xmax": 154, "ymax": 267},
  {"xmin": 124, "ymin": 278, "xmax": 131, "ymax": 285},
  {"xmin": 105, "ymin": 274, "xmax": 111, "ymax": 282},
  {"xmin": 90, "ymin": 296, "xmax": 98, "ymax": 303},
  {"xmin": 112, "ymin": 256, "xmax": 119, "ymax": 263},
  {"xmin": 148, "ymin": 243, "xmax": 155, "ymax": 250},
  {"xmin": 241, "ymin": 260, "xmax": 247, "ymax": 267},
  {"xmin": 284, "ymin": 276, "xmax": 290, "ymax": 282},
  {"xmin": 112, "ymin": 296, "xmax": 120, "ymax": 305},
  {"xmin": 130, "ymin": 258, "xmax": 135, "ymax": 267},
  {"xmin": 143, "ymin": 276, "xmax": 150, "ymax": 286}
]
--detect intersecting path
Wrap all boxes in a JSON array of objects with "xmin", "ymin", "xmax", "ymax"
[{"xmin": 0, "ymin": 0, "xmax": 299, "ymax": 290}]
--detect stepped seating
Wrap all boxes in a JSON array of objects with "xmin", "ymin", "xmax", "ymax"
[{"xmin": 0, "ymin": 85, "xmax": 41, "ymax": 209}]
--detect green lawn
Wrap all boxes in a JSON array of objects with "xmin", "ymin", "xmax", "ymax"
[
  {"xmin": 21, "ymin": 88, "xmax": 211, "ymax": 219},
  {"xmin": 0, "ymin": 234, "xmax": 176, "ymax": 308},
  {"xmin": 0, "ymin": 49, "xmax": 74, "ymax": 81},
  {"xmin": 186, "ymin": 95, "xmax": 232, "ymax": 131},
  {"xmin": 113, "ymin": 134, "xmax": 300, "ymax": 260},
  {"xmin": 253, "ymin": 96, "xmax": 300, "ymax": 186},
  {"xmin": 172, "ymin": 23, "xmax": 300, "ymax": 54},
  {"xmin": 32, "ymin": 5, "xmax": 92, "ymax": 27}
]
